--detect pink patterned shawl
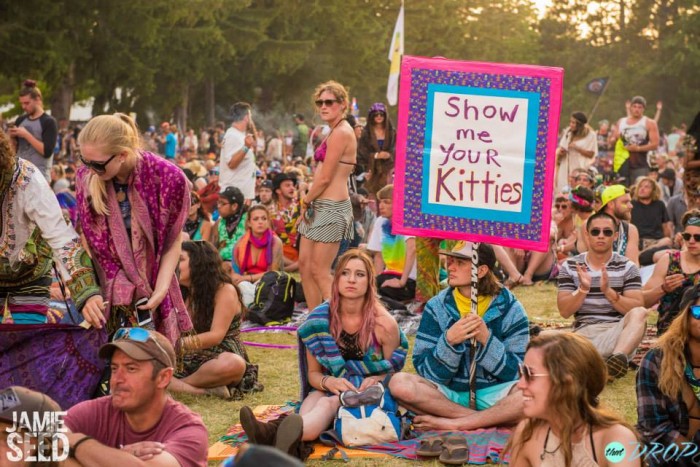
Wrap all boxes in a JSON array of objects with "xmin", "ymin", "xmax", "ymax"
[{"xmin": 76, "ymin": 151, "xmax": 193, "ymax": 344}]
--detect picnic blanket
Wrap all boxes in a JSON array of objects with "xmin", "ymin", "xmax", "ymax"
[{"xmin": 207, "ymin": 403, "xmax": 511, "ymax": 463}]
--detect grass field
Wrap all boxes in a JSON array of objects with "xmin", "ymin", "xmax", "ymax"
[{"xmin": 177, "ymin": 282, "xmax": 641, "ymax": 466}]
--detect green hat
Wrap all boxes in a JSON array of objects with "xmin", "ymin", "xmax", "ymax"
[{"xmin": 600, "ymin": 185, "xmax": 629, "ymax": 208}]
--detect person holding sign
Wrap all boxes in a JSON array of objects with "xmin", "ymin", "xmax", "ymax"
[{"xmin": 389, "ymin": 242, "xmax": 529, "ymax": 431}]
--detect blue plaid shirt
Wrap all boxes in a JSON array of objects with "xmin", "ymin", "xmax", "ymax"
[{"xmin": 636, "ymin": 348, "xmax": 700, "ymax": 465}]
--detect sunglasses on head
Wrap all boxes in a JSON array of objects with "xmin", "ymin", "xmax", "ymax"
[
  {"xmin": 314, "ymin": 99, "xmax": 339, "ymax": 108},
  {"xmin": 112, "ymin": 327, "xmax": 171, "ymax": 367},
  {"xmin": 79, "ymin": 153, "xmax": 118, "ymax": 174},
  {"xmin": 589, "ymin": 227, "xmax": 615, "ymax": 237},
  {"xmin": 682, "ymin": 232, "xmax": 700, "ymax": 242},
  {"xmin": 518, "ymin": 363, "xmax": 549, "ymax": 383}
]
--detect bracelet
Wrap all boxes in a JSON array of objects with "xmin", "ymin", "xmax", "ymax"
[
  {"xmin": 69, "ymin": 435, "xmax": 94, "ymax": 459},
  {"xmin": 320, "ymin": 375, "xmax": 330, "ymax": 391}
]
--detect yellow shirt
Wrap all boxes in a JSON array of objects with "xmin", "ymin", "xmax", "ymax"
[{"xmin": 453, "ymin": 288, "xmax": 492, "ymax": 318}]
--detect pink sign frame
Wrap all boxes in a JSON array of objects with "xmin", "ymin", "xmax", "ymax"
[{"xmin": 392, "ymin": 56, "xmax": 564, "ymax": 252}]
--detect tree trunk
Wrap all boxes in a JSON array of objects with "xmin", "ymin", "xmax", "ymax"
[
  {"xmin": 204, "ymin": 78, "xmax": 215, "ymax": 127},
  {"xmin": 175, "ymin": 84, "xmax": 189, "ymax": 133},
  {"xmin": 50, "ymin": 62, "xmax": 75, "ymax": 129}
]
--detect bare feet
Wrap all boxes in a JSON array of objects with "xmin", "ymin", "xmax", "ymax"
[{"xmin": 413, "ymin": 414, "xmax": 460, "ymax": 431}]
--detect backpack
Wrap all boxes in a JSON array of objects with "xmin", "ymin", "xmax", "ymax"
[
  {"xmin": 319, "ymin": 375, "xmax": 409, "ymax": 448},
  {"xmin": 247, "ymin": 271, "xmax": 296, "ymax": 325}
]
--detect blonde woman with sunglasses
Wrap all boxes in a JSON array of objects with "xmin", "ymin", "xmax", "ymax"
[
  {"xmin": 75, "ymin": 113, "xmax": 193, "ymax": 346},
  {"xmin": 504, "ymin": 333, "xmax": 640, "ymax": 467}
]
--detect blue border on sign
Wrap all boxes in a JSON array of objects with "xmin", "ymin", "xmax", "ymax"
[{"xmin": 421, "ymin": 84, "xmax": 540, "ymax": 224}]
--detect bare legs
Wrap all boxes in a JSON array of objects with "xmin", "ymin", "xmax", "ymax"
[
  {"xmin": 168, "ymin": 352, "xmax": 246, "ymax": 396},
  {"xmin": 388, "ymin": 372, "xmax": 524, "ymax": 431},
  {"xmin": 298, "ymin": 390, "xmax": 341, "ymax": 441},
  {"xmin": 298, "ymin": 236, "xmax": 341, "ymax": 311}
]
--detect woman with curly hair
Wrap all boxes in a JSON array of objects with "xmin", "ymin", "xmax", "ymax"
[
  {"xmin": 169, "ymin": 240, "xmax": 262, "ymax": 399},
  {"xmin": 505, "ymin": 333, "xmax": 639, "ymax": 467}
]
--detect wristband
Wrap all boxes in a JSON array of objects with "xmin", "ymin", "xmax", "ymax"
[
  {"xmin": 242, "ymin": 146, "xmax": 249, "ymax": 154},
  {"xmin": 69, "ymin": 436, "xmax": 94, "ymax": 459},
  {"xmin": 320, "ymin": 375, "xmax": 330, "ymax": 392}
]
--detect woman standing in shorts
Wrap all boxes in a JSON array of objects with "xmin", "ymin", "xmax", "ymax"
[{"xmin": 298, "ymin": 81, "xmax": 356, "ymax": 310}]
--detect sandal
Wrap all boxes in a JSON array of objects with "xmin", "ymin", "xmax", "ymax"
[
  {"xmin": 439, "ymin": 435, "xmax": 469, "ymax": 465},
  {"xmin": 416, "ymin": 435, "xmax": 444, "ymax": 457},
  {"xmin": 505, "ymin": 274, "xmax": 523, "ymax": 290}
]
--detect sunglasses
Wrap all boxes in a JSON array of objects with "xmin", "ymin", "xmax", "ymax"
[
  {"xmin": 314, "ymin": 99, "xmax": 339, "ymax": 108},
  {"xmin": 691, "ymin": 306, "xmax": 700, "ymax": 319},
  {"xmin": 518, "ymin": 363, "xmax": 549, "ymax": 383},
  {"xmin": 589, "ymin": 228, "xmax": 615, "ymax": 237},
  {"xmin": 682, "ymin": 232, "xmax": 700, "ymax": 242},
  {"xmin": 112, "ymin": 327, "xmax": 171, "ymax": 367},
  {"xmin": 555, "ymin": 203, "xmax": 570, "ymax": 209},
  {"xmin": 80, "ymin": 153, "xmax": 118, "ymax": 174}
]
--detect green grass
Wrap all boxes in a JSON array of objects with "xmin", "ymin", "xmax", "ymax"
[{"xmin": 177, "ymin": 282, "xmax": 640, "ymax": 466}]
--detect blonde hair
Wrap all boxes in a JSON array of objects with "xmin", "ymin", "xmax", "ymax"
[
  {"xmin": 313, "ymin": 81, "xmax": 350, "ymax": 116},
  {"xmin": 0, "ymin": 129, "xmax": 16, "ymax": 172},
  {"xmin": 633, "ymin": 176, "xmax": 662, "ymax": 202},
  {"xmin": 656, "ymin": 288, "xmax": 699, "ymax": 398},
  {"xmin": 503, "ymin": 333, "xmax": 637, "ymax": 467},
  {"xmin": 78, "ymin": 113, "xmax": 142, "ymax": 215}
]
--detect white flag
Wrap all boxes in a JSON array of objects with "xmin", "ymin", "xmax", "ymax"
[{"xmin": 387, "ymin": 4, "xmax": 404, "ymax": 106}]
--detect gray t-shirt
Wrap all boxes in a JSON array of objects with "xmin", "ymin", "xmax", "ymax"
[{"xmin": 15, "ymin": 113, "xmax": 57, "ymax": 180}]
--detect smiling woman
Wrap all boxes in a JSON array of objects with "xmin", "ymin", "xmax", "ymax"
[
  {"xmin": 75, "ymin": 113, "xmax": 193, "ymax": 349},
  {"xmin": 504, "ymin": 333, "xmax": 640, "ymax": 467}
]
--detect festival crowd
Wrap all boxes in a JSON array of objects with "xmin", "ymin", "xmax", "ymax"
[{"xmin": 2, "ymin": 77, "xmax": 700, "ymax": 467}]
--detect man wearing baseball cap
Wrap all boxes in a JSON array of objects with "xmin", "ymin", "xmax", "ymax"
[
  {"xmin": 64, "ymin": 328, "xmax": 208, "ymax": 466},
  {"xmin": 585, "ymin": 184, "xmax": 640, "ymax": 265},
  {"xmin": 388, "ymin": 242, "xmax": 529, "ymax": 431},
  {"xmin": 255, "ymin": 179, "xmax": 274, "ymax": 210},
  {"xmin": 610, "ymin": 95, "xmax": 660, "ymax": 186}
]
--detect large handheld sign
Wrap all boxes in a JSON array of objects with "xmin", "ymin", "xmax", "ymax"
[{"xmin": 393, "ymin": 56, "xmax": 563, "ymax": 252}]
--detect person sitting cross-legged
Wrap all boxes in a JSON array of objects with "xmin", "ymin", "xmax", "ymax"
[
  {"xmin": 388, "ymin": 242, "xmax": 529, "ymax": 431},
  {"xmin": 557, "ymin": 211, "xmax": 646, "ymax": 380}
]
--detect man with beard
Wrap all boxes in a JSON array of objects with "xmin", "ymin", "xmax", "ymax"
[
  {"xmin": 255, "ymin": 180, "xmax": 274, "ymax": 210},
  {"xmin": 270, "ymin": 173, "xmax": 300, "ymax": 272},
  {"xmin": 558, "ymin": 211, "xmax": 646, "ymax": 380},
  {"xmin": 631, "ymin": 177, "xmax": 672, "ymax": 265},
  {"xmin": 64, "ymin": 328, "xmax": 208, "ymax": 466},
  {"xmin": 581, "ymin": 184, "xmax": 641, "ymax": 265}
]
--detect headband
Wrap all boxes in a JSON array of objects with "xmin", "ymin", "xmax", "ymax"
[
  {"xmin": 569, "ymin": 192, "xmax": 592, "ymax": 208},
  {"xmin": 686, "ymin": 217, "xmax": 700, "ymax": 228}
]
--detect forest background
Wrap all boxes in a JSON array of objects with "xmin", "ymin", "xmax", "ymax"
[{"xmin": 1, "ymin": 0, "xmax": 698, "ymax": 133}]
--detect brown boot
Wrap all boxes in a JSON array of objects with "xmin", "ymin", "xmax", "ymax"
[
  {"xmin": 275, "ymin": 414, "xmax": 313, "ymax": 461},
  {"xmin": 239, "ymin": 406, "xmax": 289, "ymax": 446}
]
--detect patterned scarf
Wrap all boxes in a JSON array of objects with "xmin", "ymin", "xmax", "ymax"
[{"xmin": 297, "ymin": 302, "xmax": 408, "ymax": 399}]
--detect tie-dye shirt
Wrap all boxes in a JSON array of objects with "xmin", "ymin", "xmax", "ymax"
[{"xmin": 367, "ymin": 217, "xmax": 416, "ymax": 279}]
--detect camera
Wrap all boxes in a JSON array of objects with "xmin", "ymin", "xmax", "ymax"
[{"xmin": 134, "ymin": 297, "xmax": 152, "ymax": 327}]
